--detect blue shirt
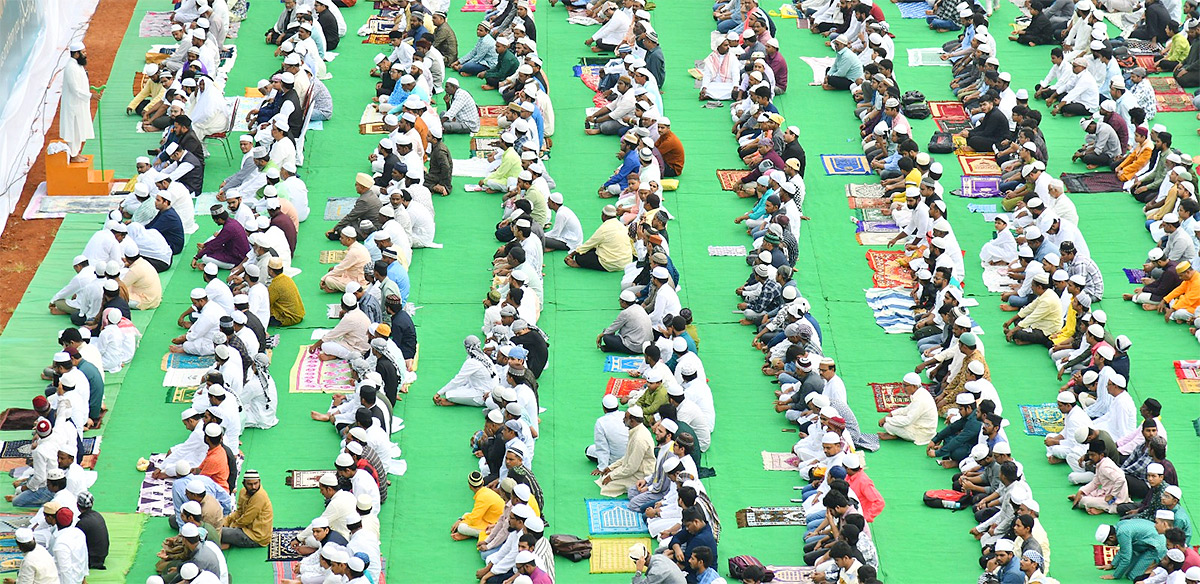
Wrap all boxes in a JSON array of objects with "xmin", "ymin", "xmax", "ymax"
[
  {"xmin": 680, "ymin": 525, "xmax": 718, "ymax": 583},
  {"xmin": 387, "ymin": 261, "xmax": 411, "ymax": 304},
  {"xmin": 604, "ymin": 150, "xmax": 641, "ymax": 188},
  {"xmin": 146, "ymin": 207, "xmax": 185, "ymax": 255}
]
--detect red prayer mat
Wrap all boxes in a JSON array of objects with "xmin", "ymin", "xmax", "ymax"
[
  {"xmin": 865, "ymin": 249, "xmax": 905, "ymax": 271},
  {"xmin": 717, "ymin": 169, "xmax": 751, "ymax": 191},
  {"xmin": 362, "ymin": 33, "xmax": 390, "ymax": 44},
  {"xmin": 928, "ymin": 100, "xmax": 967, "ymax": 120},
  {"xmin": 1148, "ymin": 76, "xmax": 1183, "ymax": 93},
  {"xmin": 1134, "ymin": 54, "xmax": 1159, "ymax": 72},
  {"xmin": 870, "ymin": 382, "xmax": 913, "ymax": 412},
  {"xmin": 865, "ymin": 249, "xmax": 915, "ymax": 288},
  {"xmin": 848, "ymin": 196, "xmax": 891, "ymax": 210},
  {"xmin": 1093, "ymin": 544, "xmax": 1119, "ymax": 567},
  {"xmin": 1176, "ymin": 360, "xmax": 1200, "ymax": 393},
  {"xmin": 1156, "ymin": 91, "xmax": 1197, "ymax": 113},
  {"xmin": 605, "ymin": 377, "xmax": 647, "ymax": 399},
  {"xmin": 958, "ymin": 154, "xmax": 1002, "ymax": 176}
]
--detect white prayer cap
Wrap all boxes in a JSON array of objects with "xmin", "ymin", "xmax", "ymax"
[
  {"xmin": 661, "ymin": 418, "xmax": 679, "ymax": 434},
  {"xmin": 202, "ymin": 262, "xmax": 219, "ymax": 276},
  {"xmin": 1147, "ymin": 462, "xmax": 1165, "ymax": 475},
  {"xmin": 190, "ymin": 288, "xmax": 208, "ymax": 300},
  {"xmin": 1164, "ymin": 485, "xmax": 1183, "ymax": 500},
  {"xmin": 971, "ymin": 443, "xmax": 990, "ymax": 461},
  {"xmin": 1057, "ymin": 391, "xmax": 1077, "ymax": 404},
  {"xmin": 69, "ymin": 41, "xmax": 85, "ymax": 52},
  {"xmin": 1109, "ymin": 373, "xmax": 1127, "ymax": 388},
  {"xmin": 1052, "ymin": 269, "xmax": 1069, "ymax": 282},
  {"xmin": 203, "ymin": 422, "xmax": 222, "ymax": 438},
  {"xmin": 208, "ymin": 384, "xmax": 226, "ymax": 397},
  {"xmin": 284, "ymin": 53, "xmax": 302, "ymax": 66},
  {"xmin": 619, "ymin": 289, "xmax": 637, "ymax": 303},
  {"xmin": 821, "ymin": 432, "xmax": 841, "ymax": 444},
  {"xmin": 279, "ymin": 72, "xmax": 295, "ymax": 85},
  {"xmin": 181, "ymin": 501, "xmax": 202, "ymax": 516},
  {"xmin": 955, "ymin": 393, "xmax": 975, "ymax": 405},
  {"xmin": 192, "ymin": 28, "xmax": 207, "ymax": 40},
  {"xmin": 180, "ymin": 522, "xmax": 201, "ymax": 538},
  {"xmin": 602, "ymin": 394, "xmax": 620, "ymax": 409},
  {"xmin": 511, "ymin": 503, "xmax": 534, "ymax": 520},
  {"xmin": 245, "ymin": 265, "xmax": 260, "ymax": 279},
  {"xmin": 726, "ymin": 31, "xmax": 740, "ymax": 42},
  {"xmin": 300, "ymin": 22, "xmax": 313, "ymax": 31},
  {"xmin": 819, "ymin": 406, "xmax": 838, "ymax": 419},
  {"xmin": 1157, "ymin": 509, "xmax": 1176, "ymax": 521},
  {"xmin": 902, "ymin": 372, "xmax": 922, "ymax": 386},
  {"xmin": 644, "ymin": 368, "xmax": 663, "ymax": 383},
  {"xmin": 318, "ymin": 473, "xmax": 338, "ymax": 488},
  {"xmin": 652, "ymin": 266, "xmax": 670, "ymax": 280},
  {"xmin": 627, "ymin": 405, "xmax": 644, "ymax": 418},
  {"xmin": 335, "ymin": 453, "xmax": 354, "ymax": 468}
]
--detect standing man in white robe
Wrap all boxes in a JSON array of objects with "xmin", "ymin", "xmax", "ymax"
[{"xmin": 61, "ymin": 43, "xmax": 97, "ymax": 163}]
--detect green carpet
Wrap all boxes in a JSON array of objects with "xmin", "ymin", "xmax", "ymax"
[
  {"xmin": 0, "ymin": 0, "xmax": 1195, "ymax": 582},
  {"xmin": 87, "ymin": 512, "xmax": 148, "ymax": 584}
]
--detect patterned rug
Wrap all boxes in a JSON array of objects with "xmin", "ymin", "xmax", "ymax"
[
  {"xmin": 138, "ymin": 11, "xmax": 175, "ymax": 37},
  {"xmin": 761, "ymin": 451, "xmax": 799, "ymax": 471},
  {"xmin": 361, "ymin": 33, "xmax": 390, "ymax": 44},
  {"xmin": 164, "ymin": 387, "xmax": 198, "ymax": 403},
  {"xmin": 160, "ymin": 353, "xmax": 215, "ymax": 371},
  {"xmin": 0, "ymin": 409, "xmax": 37, "ymax": 432},
  {"xmin": 735, "ymin": 506, "xmax": 806, "ymax": 527},
  {"xmin": 1019, "ymin": 403, "xmax": 1064, "ymax": 436},
  {"xmin": 708, "ymin": 245, "xmax": 748, "ymax": 257},
  {"xmin": 289, "ymin": 346, "xmax": 355, "ymax": 393},
  {"xmin": 858, "ymin": 208, "xmax": 890, "ymax": 221},
  {"xmin": 799, "ymin": 56, "xmax": 835, "ymax": 86},
  {"xmin": 1148, "ymin": 76, "xmax": 1182, "ymax": 93},
  {"xmin": 323, "ymin": 197, "xmax": 358, "ymax": 222},
  {"xmin": 1176, "ymin": 360, "xmax": 1200, "ymax": 393},
  {"xmin": 586, "ymin": 499, "xmax": 649, "ymax": 535},
  {"xmin": 1156, "ymin": 91, "xmax": 1197, "ymax": 112},
  {"xmin": 897, "ymin": 1, "xmax": 933, "ymax": 17},
  {"xmin": 319, "ymin": 249, "xmax": 347, "ymax": 264},
  {"xmin": 856, "ymin": 232, "xmax": 896, "ymax": 246},
  {"xmin": 848, "ymin": 196, "xmax": 890, "ymax": 210},
  {"xmin": 1093, "ymin": 544, "xmax": 1119, "ymax": 567},
  {"xmin": 858, "ymin": 220, "xmax": 901, "ymax": 233},
  {"xmin": 967, "ymin": 203, "xmax": 998, "ymax": 213},
  {"xmin": 959, "ymin": 154, "xmax": 1002, "ymax": 176},
  {"xmin": 865, "ymin": 249, "xmax": 914, "ymax": 288},
  {"xmin": 821, "ymin": 155, "xmax": 872, "ymax": 176},
  {"xmin": 869, "ymin": 382, "xmax": 913, "ymax": 412},
  {"xmin": 231, "ymin": 96, "xmax": 264, "ymax": 133},
  {"xmin": 1134, "ymin": 54, "xmax": 1159, "ymax": 72},
  {"xmin": 605, "ymin": 356, "xmax": 645, "ymax": 373},
  {"xmin": 845, "ymin": 182, "xmax": 887, "ymax": 199},
  {"xmin": 136, "ymin": 454, "xmax": 174, "ymax": 517},
  {"xmin": 928, "ymin": 101, "xmax": 968, "ymax": 120},
  {"xmin": 936, "ymin": 118, "xmax": 972, "ymax": 134},
  {"xmin": 907, "ymin": 47, "xmax": 950, "ymax": 65},
  {"xmin": 1125, "ymin": 39, "xmax": 1162, "ymax": 55},
  {"xmin": 286, "ymin": 469, "xmax": 336, "ymax": 489},
  {"xmin": 1123, "ymin": 268, "xmax": 1147, "ymax": 284},
  {"xmin": 274, "ymin": 558, "xmax": 387, "ymax": 583},
  {"xmin": 717, "ymin": 169, "xmax": 751, "ymax": 190},
  {"xmin": 268, "ymin": 527, "xmax": 306, "ymax": 562},
  {"xmin": 765, "ymin": 566, "xmax": 818, "ymax": 583},
  {"xmin": 0, "ymin": 437, "xmax": 98, "ymax": 459},
  {"xmin": 23, "ymin": 193, "xmax": 126, "ymax": 220},
  {"xmin": 163, "ymin": 367, "xmax": 206, "ymax": 388},
  {"xmin": 478, "ymin": 105, "xmax": 507, "ymax": 127},
  {"xmin": 958, "ymin": 176, "xmax": 1003, "ymax": 198},
  {"xmin": 589, "ymin": 537, "xmax": 653, "ymax": 573},
  {"xmin": 605, "ymin": 377, "xmax": 647, "ymax": 399},
  {"xmin": 1059, "ymin": 172, "xmax": 1125, "ymax": 193},
  {"xmin": 576, "ymin": 64, "xmax": 603, "ymax": 91}
]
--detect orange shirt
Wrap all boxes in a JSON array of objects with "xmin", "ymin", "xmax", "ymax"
[
  {"xmin": 1165, "ymin": 272, "xmax": 1200, "ymax": 313},
  {"xmin": 198, "ymin": 446, "xmax": 230, "ymax": 492}
]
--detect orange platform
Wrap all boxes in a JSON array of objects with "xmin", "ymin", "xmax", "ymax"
[{"xmin": 45, "ymin": 140, "xmax": 114, "ymax": 196}]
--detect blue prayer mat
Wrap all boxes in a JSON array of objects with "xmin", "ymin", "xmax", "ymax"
[{"xmin": 586, "ymin": 499, "xmax": 649, "ymax": 535}]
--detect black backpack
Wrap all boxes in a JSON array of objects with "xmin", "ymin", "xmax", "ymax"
[
  {"xmin": 902, "ymin": 90, "xmax": 926, "ymax": 105},
  {"xmin": 928, "ymin": 132, "xmax": 954, "ymax": 154}
]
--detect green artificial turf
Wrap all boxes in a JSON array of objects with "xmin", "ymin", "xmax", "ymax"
[{"xmin": 0, "ymin": 0, "xmax": 1195, "ymax": 581}]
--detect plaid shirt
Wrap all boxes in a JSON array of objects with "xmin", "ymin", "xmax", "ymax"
[
  {"xmin": 1120, "ymin": 443, "xmax": 1152, "ymax": 479},
  {"xmin": 1066, "ymin": 257, "xmax": 1104, "ymax": 299},
  {"xmin": 749, "ymin": 279, "xmax": 784, "ymax": 313},
  {"xmin": 443, "ymin": 89, "xmax": 481, "ymax": 133}
]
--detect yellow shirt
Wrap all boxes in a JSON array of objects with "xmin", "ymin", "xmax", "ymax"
[
  {"xmin": 268, "ymin": 273, "xmax": 306, "ymax": 326},
  {"xmin": 461, "ymin": 486, "xmax": 505, "ymax": 530},
  {"xmin": 575, "ymin": 218, "xmax": 633, "ymax": 272},
  {"xmin": 1049, "ymin": 304, "xmax": 1077, "ymax": 345},
  {"xmin": 128, "ymin": 79, "xmax": 165, "ymax": 111},
  {"xmin": 224, "ymin": 488, "xmax": 274, "ymax": 546},
  {"xmin": 1017, "ymin": 288, "xmax": 1064, "ymax": 335}
]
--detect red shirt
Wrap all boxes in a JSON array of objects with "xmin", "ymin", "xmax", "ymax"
[
  {"xmin": 848, "ymin": 470, "xmax": 886, "ymax": 522},
  {"xmin": 199, "ymin": 446, "xmax": 230, "ymax": 492}
]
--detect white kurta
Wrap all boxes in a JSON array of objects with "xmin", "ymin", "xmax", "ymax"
[
  {"xmin": 60, "ymin": 60, "xmax": 95, "ymax": 156},
  {"xmin": 882, "ymin": 387, "xmax": 938, "ymax": 445}
]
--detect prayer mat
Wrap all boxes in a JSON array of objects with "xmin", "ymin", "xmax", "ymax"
[
  {"xmin": 286, "ymin": 469, "xmax": 336, "ymax": 489},
  {"xmin": 845, "ymin": 182, "xmax": 887, "ymax": 199},
  {"xmin": 1019, "ymin": 403, "xmax": 1064, "ymax": 436},
  {"xmin": 928, "ymin": 100, "xmax": 968, "ymax": 120},
  {"xmin": 163, "ymin": 367, "xmax": 205, "ymax": 388},
  {"xmin": 858, "ymin": 220, "xmax": 900, "ymax": 233},
  {"xmin": 982, "ymin": 263, "xmax": 1015, "ymax": 293},
  {"xmin": 967, "ymin": 203, "xmax": 998, "ymax": 213},
  {"xmin": 762, "ymin": 451, "xmax": 799, "ymax": 471},
  {"xmin": 1176, "ymin": 360, "xmax": 1200, "ymax": 393},
  {"xmin": 865, "ymin": 249, "xmax": 904, "ymax": 270},
  {"xmin": 735, "ymin": 506, "xmax": 806, "ymax": 528},
  {"xmin": 1134, "ymin": 54, "xmax": 1159, "ymax": 72},
  {"xmin": 798, "ymin": 57, "xmax": 834, "ymax": 86},
  {"xmin": 936, "ymin": 118, "xmax": 972, "ymax": 133},
  {"xmin": 958, "ymin": 154, "xmax": 1002, "ymax": 176},
  {"xmin": 0, "ymin": 437, "xmax": 98, "ymax": 459},
  {"xmin": 268, "ymin": 527, "xmax": 306, "ymax": 562},
  {"xmin": 907, "ymin": 47, "xmax": 950, "ymax": 65},
  {"xmin": 22, "ymin": 193, "xmax": 126, "ymax": 220},
  {"xmin": 865, "ymin": 288, "xmax": 916, "ymax": 334},
  {"xmin": 605, "ymin": 377, "xmax": 647, "ymax": 400},
  {"xmin": 471, "ymin": 137, "xmax": 505, "ymax": 153},
  {"xmin": 361, "ymin": 33, "xmax": 390, "ymax": 44},
  {"xmin": 0, "ymin": 554, "xmax": 20, "ymax": 574},
  {"xmin": 576, "ymin": 64, "xmax": 603, "ymax": 91},
  {"xmin": 319, "ymin": 249, "xmax": 347, "ymax": 264},
  {"xmin": 1148, "ymin": 76, "xmax": 1182, "ymax": 93},
  {"xmin": 1155, "ymin": 91, "xmax": 1197, "ymax": 112},
  {"xmin": 856, "ymin": 232, "xmax": 896, "ymax": 246},
  {"xmin": 478, "ymin": 105, "xmax": 507, "ymax": 125},
  {"xmin": 848, "ymin": 196, "xmax": 891, "ymax": 210},
  {"xmin": 589, "ymin": 537, "xmax": 652, "ymax": 573},
  {"xmin": 858, "ymin": 208, "xmax": 889, "ymax": 222},
  {"xmin": 160, "ymin": 353, "xmax": 215, "ymax": 371},
  {"xmin": 290, "ymin": 346, "xmax": 355, "ymax": 394},
  {"xmin": 136, "ymin": 454, "xmax": 174, "ymax": 517},
  {"xmin": 568, "ymin": 10, "xmax": 600, "ymax": 25},
  {"xmin": 452, "ymin": 157, "xmax": 492, "ymax": 178},
  {"xmin": 795, "ymin": 17, "xmax": 811, "ymax": 29},
  {"xmin": 865, "ymin": 250, "xmax": 914, "ymax": 287},
  {"xmin": 897, "ymin": 1, "xmax": 933, "ymax": 17},
  {"xmin": 765, "ymin": 566, "xmax": 818, "ymax": 583},
  {"xmin": 0, "ymin": 409, "xmax": 37, "ymax": 432},
  {"xmin": 138, "ymin": 11, "xmax": 175, "ymax": 37},
  {"xmin": 1125, "ymin": 39, "xmax": 1162, "ymax": 55},
  {"xmin": 708, "ymin": 245, "xmax": 747, "ymax": 257},
  {"xmin": 164, "ymin": 386, "xmax": 197, "ymax": 404},
  {"xmin": 870, "ymin": 382, "xmax": 913, "ymax": 412},
  {"xmin": 821, "ymin": 155, "xmax": 872, "ymax": 176},
  {"xmin": 1058, "ymin": 171, "xmax": 1124, "ymax": 193},
  {"xmin": 231, "ymin": 96, "xmax": 264, "ymax": 133},
  {"xmin": 1124, "ymin": 268, "xmax": 1147, "ymax": 284},
  {"xmin": 958, "ymin": 175, "xmax": 1003, "ymax": 198},
  {"xmin": 0, "ymin": 459, "xmax": 24, "ymax": 472},
  {"xmin": 1094, "ymin": 544, "xmax": 1119, "ymax": 567},
  {"xmin": 472, "ymin": 125, "xmax": 501, "ymax": 138},
  {"xmin": 359, "ymin": 103, "xmax": 386, "ymax": 134},
  {"xmin": 0, "ymin": 513, "xmax": 32, "ymax": 534},
  {"xmin": 461, "ymin": 0, "xmax": 493, "ymax": 10},
  {"xmin": 273, "ymin": 561, "xmax": 299, "ymax": 583},
  {"xmin": 605, "ymin": 356, "xmax": 645, "ymax": 373},
  {"xmin": 586, "ymin": 499, "xmax": 649, "ymax": 535},
  {"xmin": 717, "ymin": 169, "xmax": 751, "ymax": 190},
  {"xmin": 89, "ymin": 512, "xmax": 148, "ymax": 584},
  {"xmin": 364, "ymin": 15, "xmax": 396, "ymax": 35},
  {"xmin": 323, "ymin": 197, "xmax": 358, "ymax": 222}
]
